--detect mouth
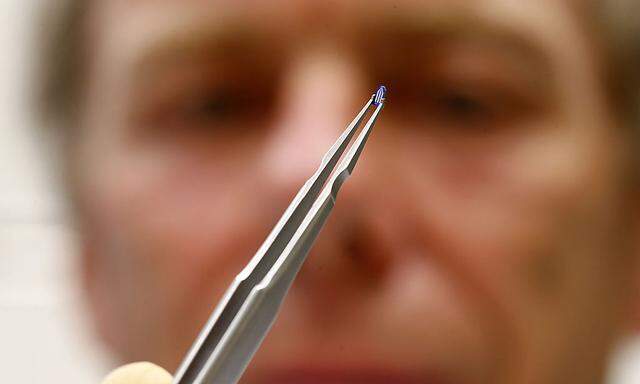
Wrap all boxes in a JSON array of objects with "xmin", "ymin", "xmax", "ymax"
[{"xmin": 255, "ymin": 367, "xmax": 449, "ymax": 384}]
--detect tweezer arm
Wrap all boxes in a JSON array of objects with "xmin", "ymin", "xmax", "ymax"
[
  {"xmin": 173, "ymin": 97, "xmax": 375, "ymax": 384},
  {"xmin": 192, "ymin": 101, "xmax": 384, "ymax": 384}
]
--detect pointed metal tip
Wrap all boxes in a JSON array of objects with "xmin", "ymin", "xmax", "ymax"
[{"xmin": 373, "ymin": 85, "xmax": 387, "ymax": 105}]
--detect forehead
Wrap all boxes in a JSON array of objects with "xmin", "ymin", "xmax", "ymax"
[{"xmin": 89, "ymin": 0, "xmax": 589, "ymax": 68}]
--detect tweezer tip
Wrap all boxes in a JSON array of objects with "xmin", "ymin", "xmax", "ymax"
[{"xmin": 373, "ymin": 85, "xmax": 387, "ymax": 105}]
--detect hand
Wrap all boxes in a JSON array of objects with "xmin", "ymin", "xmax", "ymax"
[{"xmin": 101, "ymin": 362, "xmax": 173, "ymax": 384}]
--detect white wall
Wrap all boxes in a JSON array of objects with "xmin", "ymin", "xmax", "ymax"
[
  {"xmin": 0, "ymin": 1, "xmax": 109, "ymax": 383},
  {"xmin": 1, "ymin": 1, "xmax": 639, "ymax": 383}
]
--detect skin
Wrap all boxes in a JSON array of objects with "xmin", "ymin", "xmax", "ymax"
[
  {"xmin": 102, "ymin": 363, "xmax": 172, "ymax": 384},
  {"xmin": 74, "ymin": 0, "xmax": 639, "ymax": 383}
]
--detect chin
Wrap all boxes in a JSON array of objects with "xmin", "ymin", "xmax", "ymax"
[{"xmin": 245, "ymin": 368, "xmax": 451, "ymax": 384}]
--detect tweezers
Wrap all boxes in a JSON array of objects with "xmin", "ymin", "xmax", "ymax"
[{"xmin": 173, "ymin": 86, "xmax": 387, "ymax": 384}]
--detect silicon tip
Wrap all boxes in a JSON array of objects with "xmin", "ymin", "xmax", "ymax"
[{"xmin": 373, "ymin": 85, "xmax": 387, "ymax": 105}]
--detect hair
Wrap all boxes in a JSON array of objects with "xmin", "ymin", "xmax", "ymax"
[
  {"xmin": 39, "ymin": 1, "xmax": 89, "ymax": 130},
  {"xmin": 589, "ymin": 0, "xmax": 640, "ymax": 134},
  {"xmin": 38, "ymin": 1, "xmax": 640, "ymax": 134}
]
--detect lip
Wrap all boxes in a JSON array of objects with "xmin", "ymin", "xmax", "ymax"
[{"xmin": 255, "ymin": 367, "xmax": 449, "ymax": 384}]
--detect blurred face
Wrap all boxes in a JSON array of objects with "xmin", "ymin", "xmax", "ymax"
[{"xmin": 76, "ymin": 0, "xmax": 638, "ymax": 383}]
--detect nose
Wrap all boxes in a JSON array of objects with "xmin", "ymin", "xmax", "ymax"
[
  {"xmin": 255, "ymin": 51, "xmax": 402, "ymax": 313},
  {"xmin": 260, "ymin": 49, "xmax": 362, "ymax": 193}
]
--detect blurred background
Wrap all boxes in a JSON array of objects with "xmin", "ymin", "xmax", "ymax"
[
  {"xmin": 2, "ymin": 1, "xmax": 640, "ymax": 383},
  {"xmin": 0, "ymin": 1, "xmax": 108, "ymax": 382}
]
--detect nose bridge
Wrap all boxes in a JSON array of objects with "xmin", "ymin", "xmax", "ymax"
[{"xmin": 261, "ymin": 49, "xmax": 362, "ymax": 189}]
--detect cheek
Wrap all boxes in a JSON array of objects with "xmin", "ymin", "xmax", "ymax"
[
  {"xmin": 380, "ymin": 122, "xmax": 620, "ymax": 294},
  {"xmin": 369, "ymin": 121, "xmax": 627, "ymax": 373},
  {"xmin": 81, "ymin": 138, "xmax": 272, "ymax": 307},
  {"xmin": 418, "ymin": 127, "xmax": 602, "ymax": 246}
]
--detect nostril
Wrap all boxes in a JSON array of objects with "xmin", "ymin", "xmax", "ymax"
[{"xmin": 343, "ymin": 220, "xmax": 392, "ymax": 285}]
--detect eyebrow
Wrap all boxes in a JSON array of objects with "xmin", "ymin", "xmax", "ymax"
[
  {"xmin": 129, "ymin": 5, "xmax": 553, "ymax": 87},
  {"xmin": 133, "ymin": 25, "xmax": 268, "ymax": 71},
  {"xmin": 364, "ymin": 8, "xmax": 551, "ymax": 61},
  {"xmin": 356, "ymin": 10, "xmax": 556, "ymax": 88},
  {"xmin": 125, "ymin": 20, "xmax": 289, "ymax": 99}
]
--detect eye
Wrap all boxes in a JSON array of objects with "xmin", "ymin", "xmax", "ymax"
[
  {"xmin": 177, "ymin": 88, "xmax": 257, "ymax": 125},
  {"xmin": 180, "ymin": 90, "xmax": 251, "ymax": 123},
  {"xmin": 136, "ymin": 83, "xmax": 275, "ymax": 138},
  {"xmin": 412, "ymin": 82, "xmax": 533, "ymax": 131},
  {"xmin": 431, "ymin": 89, "xmax": 495, "ymax": 125}
]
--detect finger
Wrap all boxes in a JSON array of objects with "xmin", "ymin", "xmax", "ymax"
[{"xmin": 101, "ymin": 362, "xmax": 173, "ymax": 384}]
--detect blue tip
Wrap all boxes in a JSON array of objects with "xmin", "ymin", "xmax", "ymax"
[{"xmin": 373, "ymin": 85, "xmax": 387, "ymax": 105}]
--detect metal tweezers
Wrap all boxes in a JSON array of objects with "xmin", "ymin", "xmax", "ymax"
[{"xmin": 173, "ymin": 86, "xmax": 387, "ymax": 384}]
